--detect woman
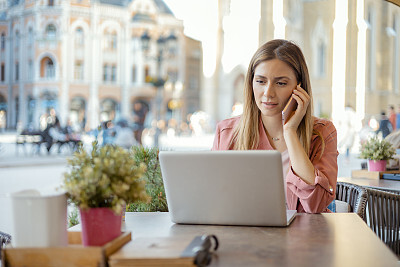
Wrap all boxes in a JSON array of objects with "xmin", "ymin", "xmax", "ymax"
[{"xmin": 212, "ymin": 39, "xmax": 338, "ymax": 213}]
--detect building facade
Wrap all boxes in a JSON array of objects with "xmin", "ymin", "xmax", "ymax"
[
  {"xmin": 208, "ymin": 0, "xmax": 400, "ymax": 128},
  {"xmin": 0, "ymin": 0, "xmax": 203, "ymax": 131}
]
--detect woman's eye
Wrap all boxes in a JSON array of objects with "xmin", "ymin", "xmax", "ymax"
[
  {"xmin": 256, "ymin": 80, "xmax": 265, "ymax": 84},
  {"xmin": 277, "ymin": 82, "xmax": 287, "ymax": 86}
]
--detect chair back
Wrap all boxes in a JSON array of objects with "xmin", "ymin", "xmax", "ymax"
[
  {"xmin": 364, "ymin": 188, "xmax": 400, "ymax": 257},
  {"xmin": 336, "ymin": 182, "xmax": 367, "ymax": 219}
]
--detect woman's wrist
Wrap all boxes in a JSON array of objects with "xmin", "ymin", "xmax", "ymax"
[{"xmin": 283, "ymin": 127, "xmax": 297, "ymax": 139}]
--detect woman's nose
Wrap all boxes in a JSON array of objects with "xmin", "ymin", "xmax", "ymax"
[{"xmin": 263, "ymin": 83, "xmax": 274, "ymax": 97}]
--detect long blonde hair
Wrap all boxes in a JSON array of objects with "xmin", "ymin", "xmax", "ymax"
[{"xmin": 231, "ymin": 39, "xmax": 318, "ymax": 155}]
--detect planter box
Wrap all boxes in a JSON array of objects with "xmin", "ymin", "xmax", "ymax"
[
  {"xmin": 1, "ymin": 231, "xmax": 131, "ymax": 267},
  {"xmin": 351, "ymin": 169, "xmax": 400, "ymax": 179}
]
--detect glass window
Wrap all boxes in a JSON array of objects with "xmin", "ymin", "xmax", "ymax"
[
  {"xmin": 1, "ymin": 33, "xmax": 5, "ymax": 50},
  {"xmin": 103, "ymin": 64, "xmax": 108, "ymax": 81},
  {"xmin": 75, "ymin": 61, "xmax": 84, "ymax": 81},
  {"xmin": 1, "ymin": 63, "xmax": 5, "ymax": 82},
  {"xmin": 75, "ymin": 27, "xmax": 84, "ymax": 46},
  {"xmin": 45, "ymin": 59, "xmax": 55, "ymax": 78},
  {"xmin": 15, "ymin": 62, "xmax": 19, "ymax": 81},
  {"xmin": 105, "ymin": 32, "xmax": 117, "ymax": 50},
  {"xmin": 46, "ymin": 24, "xmax": 56, "ymax": 40},
  {"xmin": 15, "ymin": 31, "xmax": 19, "ymax": 48},
  {"xmin": 28, "ymin": 28, "xmax": 34, "ymax": 45},
  {"xmin": 111, "ymin": 65, "xmax": 116, "ymax": 82},
  {"xmin": 28, "ymin": 60, "xmax": 33, "ymax": 81}
]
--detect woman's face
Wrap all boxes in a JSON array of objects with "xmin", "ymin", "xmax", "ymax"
[{"xmin": 252, "ymin": 59, "xmax": 298, "ymax": 117}]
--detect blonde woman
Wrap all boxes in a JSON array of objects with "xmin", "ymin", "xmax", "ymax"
[{"xmin": 212, "ymin": 39, "xmax": 338, "ymax": 213}]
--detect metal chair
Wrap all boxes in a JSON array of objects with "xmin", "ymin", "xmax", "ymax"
[
  {"xmin": 364, "ymin": 188, "xmax": 400, "ymax": 257},
  {"xmin": 0, "ymin": 231, "xmax": 11, "ymax": 260},
  {"xmin": 335, "ymin": 182, "xmax": 368, "ymax": 220}
]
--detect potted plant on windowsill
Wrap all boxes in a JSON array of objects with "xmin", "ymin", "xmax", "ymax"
[
  {"xmin": 359, "ymin": 136, "xmax": 396, "ymax": 172},
  {"xmin": 63, "ymin": 141, "xmax": 149, "ymax": 246}
]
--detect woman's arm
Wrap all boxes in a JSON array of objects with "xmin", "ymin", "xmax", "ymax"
[{"xmin": 286, "ymin": 120, "xmax": 338, "ymax": 213}]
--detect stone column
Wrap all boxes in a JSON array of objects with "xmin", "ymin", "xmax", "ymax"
[
  {"xmin": 355, "ymin": 0, "xmax": 367, "ymax": 123},
  {"xmin": 60, "ymin": 2, "xmax": 70, "ymax": 126},
  {"xmin": 89, "ymin": 4, "xmax": 99, "ymax": 129},
  {"xmin": 18, "ymin": 18, "xmax": 26, "ymax": 128},
  {"xmin": 121, "ymin": 17, "xmax": 130, "ymax": 119},
  {"xmin": 331, "ymin": 0, "xmax": 348, "ymax": 127}
]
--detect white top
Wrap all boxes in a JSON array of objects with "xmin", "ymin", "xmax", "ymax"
[{"xmin": 281, "ymin": 149, "xmax": 290, "ymax": 208}]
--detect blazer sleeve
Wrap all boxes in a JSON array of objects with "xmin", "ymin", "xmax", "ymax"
[
  {"xmin": 286, "ymin": 120, "xmax": 338, "ymax": 213},
  {"xmin": 211, "ymin": 123, "xmax": 221, "ymax": 150}
]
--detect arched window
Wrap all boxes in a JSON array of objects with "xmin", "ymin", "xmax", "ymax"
[
  {"xmin": 28, "ymin": 28, "xmax": 33, "ymax": 45},
  {"xmin": 103, "ymin": 64, "xmax": 109, "ymax": 81},
  {"xmin": 105, "ymin": 31, "xmax": 117, "ymax": 50},
  {"xmin": 1, "ymin": 33, "xmax": 5, "ymax": 50},
  {"xmin": 40, "ymin": 57, "xmax": 55, "ymax": 79},
  {"xmin": 48, "ymin": 0, "xmax": 54, "ymax": 6},
  {"xmin": 46, "ymin": 59, "xmax": 54, "ymax": 78},
  {"xmin": 15, "ymin": 30, "xmax": 19, "ymax": 48},
  {"xmin": 75, "ymin": 27, "xmax": 84, "ymax": 46},
  {"xmin": 45, "ymin": 24, "xmax": 56, "ymax": 40}
]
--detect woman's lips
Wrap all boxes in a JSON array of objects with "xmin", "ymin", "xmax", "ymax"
[{"xmin": 262, "ymin": 102, "xmax": 278, "ymax": 109}]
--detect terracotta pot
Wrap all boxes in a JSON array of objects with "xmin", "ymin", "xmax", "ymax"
[
  {"xmin": 368, "ymin": 160, "xmax": 387, "ymax": 172},
  {"xmin": 79, "ymin": 207, "xmax": 122, "ymax": 246}
]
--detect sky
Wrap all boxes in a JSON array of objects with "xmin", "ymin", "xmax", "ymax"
[{"xmin": 164, "ymin": 0, "xmax": 260, "ymax": 77}]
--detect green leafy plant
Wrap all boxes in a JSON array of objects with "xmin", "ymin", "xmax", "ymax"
[
  {"xmin": 127, "ymin": 146, "xmax": 168, "ymax": 212},
  {"xmin": 68, "ymin": 207, "xmax": 79, "ymax": 228},
  {"xmin": 359, "ymin": 136, "xmax": 396, "ymax": 161},
  {"xmin": 63, "ymin": 141, "xmax": 149, "ymax": 214}
]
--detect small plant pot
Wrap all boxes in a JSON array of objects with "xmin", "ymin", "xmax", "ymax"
[
  {"xmin": 368, "ymin": 160, "xmax": 387, "ymax": 172},
  {"xmin": 80, "ymin": 207, "xmax": 122, "ymax": 246}
]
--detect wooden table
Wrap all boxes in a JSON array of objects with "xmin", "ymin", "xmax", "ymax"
[
  {"xmin": 338, "ymin": 176, "xmax": 400, "ymax": 192},
  {"xmin": 107, "ymin": 212, "xmax": 399, "ymax": 266}
]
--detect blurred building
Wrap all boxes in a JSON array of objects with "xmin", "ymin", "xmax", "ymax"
[
  {"xmin": 209, "ymin": 0, "xmax": 400, "ymax": 126},
  {"xmin": 0, "ymin": 0, "xmax": 202, "ymax": 131}
]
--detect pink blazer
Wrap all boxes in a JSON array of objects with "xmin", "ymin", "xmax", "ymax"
[{"xmin": 212, "ymin": 116, "xmax": 339, "ymax": 213}]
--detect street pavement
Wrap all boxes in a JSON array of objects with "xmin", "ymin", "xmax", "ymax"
[{"xmin": 0, "ymin": 131, "xmax": 363, "ymax": 176}]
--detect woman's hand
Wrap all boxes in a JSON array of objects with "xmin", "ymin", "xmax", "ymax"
[{"xmin": 283, "ymin": 84, "xmax": 310, "ymax": 132}]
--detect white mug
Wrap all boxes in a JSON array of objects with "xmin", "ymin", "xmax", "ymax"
[{"xmin": 10, "ymin": 189, "xmax": 68, "ymax": 247}]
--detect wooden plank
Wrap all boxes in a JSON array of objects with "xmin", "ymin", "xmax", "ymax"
[
  {"xmin": 2, "ymin": 232, "xmax": 131, "ymax": 267},
  {"xmin": 3, "ymin": 247, "xmax": 104, "ymax": 267},
  {"xmin": 351, "ymin": 169, "xmax": 400, "ymax": 179}
]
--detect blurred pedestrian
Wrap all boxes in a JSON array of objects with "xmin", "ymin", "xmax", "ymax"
[
  {"xmin": 338, "ymin": 105, "xmax": 358, "ymax": 158},
  {"xmin": 0, "ymin": 110, "xmax": 6, "ymax": 132},
  {"xmin": 396, "ymin": 105, "xmax": 400, "ymax": 130},
  {"xmin": 133, "ymin": 102, "xmax": 148, "ymax": 145},
  {"xmin": 114, "ymin": 120, "xmax": 138, "ymax": 149},
  {"xmin": 49, "ymin": 120, "xmax": 68, "ymax": 153},
  {"xmin": 376, "ymin": 111, "xmax": 393, "ymax": 138},
  {"xmin": 388, "ymin": 105, "xmax": 396, "ymax": 131}
]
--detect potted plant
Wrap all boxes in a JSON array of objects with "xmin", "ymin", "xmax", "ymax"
[
  {"xmin": 359, "ymin": 136, "xmax": 396, "ymax": 171},
  {"xmin": 63, "ymin": 141, "xmax": 149, "ymax": 246},
  {"xmin": 127, "ymin": 146, "xmax": 168, "ymax": 212}
]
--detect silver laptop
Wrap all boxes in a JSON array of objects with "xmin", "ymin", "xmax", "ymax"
[{"xmin": 159, "ymin": 150, "xmax": 296, "ymax": 227}]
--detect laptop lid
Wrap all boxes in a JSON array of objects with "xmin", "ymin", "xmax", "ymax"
[{"xmin": 159, "ymin": 150, "xmax": 296, "ymax": 227}]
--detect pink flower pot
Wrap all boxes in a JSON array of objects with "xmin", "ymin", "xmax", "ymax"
[
  {"xmin": 368, "ymin": 160, "xmax": 387, "ymax": 172},
  {"xmin": 79, "ymin": 207, "xmax": 122, "ymax": 246}
]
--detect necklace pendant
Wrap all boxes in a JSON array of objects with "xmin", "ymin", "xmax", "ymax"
[{"xmin": 272, "ymin": 137, "xmax": 280, "ymax": 141}]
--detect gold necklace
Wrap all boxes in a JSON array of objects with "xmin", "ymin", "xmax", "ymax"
[{"xmin": 271, "ymin": 137, "xmax": 280, "ymax": 141}]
